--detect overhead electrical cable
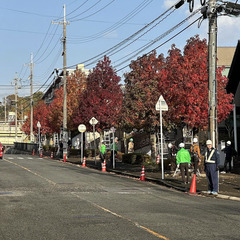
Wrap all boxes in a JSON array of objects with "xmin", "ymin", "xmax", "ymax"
[
  {"xmin": 69, "ymin": 0, "xmax": 116, "ymax": 22},
  {"xmin": 67, "ymin": 0, "xmax": 153, "ymax": 43},
  {"xmin": 116, "ymin": 16, "xmax": 202, "ymax": 73},
  {"xmin": 67, "ymin": 0, "xmax": 175, "ymax": 69},
  {"xmin": 84, "ymin": 8, "xmax": 176, "ymax": 67},
  {"xmin": 67, "ymin": 0, "xmax": 102, "ymax": 21},
  {"xmin": 113, "ymin": 7, "xmax": 201, "ymax": 68}
]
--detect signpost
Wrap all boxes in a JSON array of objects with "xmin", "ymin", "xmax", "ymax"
[
  {"xmin": 89, "ymin": 117, "xmax": 98, "ymax": 164},
  {"xmin": 155, "ymin": 95, "xmax": 168, "ymax": 180},
  {"xmin": 78, "ymin": 124, "xmax": 86, "ymax": 163},
  {"xmin": 37, "ymin": 121, "xmax": 41, "ymax": 154},
  {"xmin": 110, "ymin": 127, "xmax": 116, "ymax": 169}
]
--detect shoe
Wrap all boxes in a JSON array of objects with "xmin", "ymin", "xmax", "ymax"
[
  {"xmin": 212, "ymin": 191, "xmax": 218, "ymax": 196},
  {"xmin": 221, "ymin": 171, "xmax": 226, "ymax": 174},
  {"xmin": 207, "ymin": 190, "xmax": 211, "ymax": 194}
]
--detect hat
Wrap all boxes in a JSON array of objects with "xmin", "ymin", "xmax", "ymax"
[
  {"xmin": 168, "ymin": 143, "xmax": 173, "ymax": 148},
  {"xmin": 227, "ymin": 141, "xmax": 231, "ymax": 145},
  {"xmin": 130, "ymin": 138, "xmax": 133, "ymax": 142},
  {"xmin": 206, "ymin": 140, "xmax": 212, "ymax": 145},
  {"xmin": 193, "ymin": 138, "xmax": 198, "ymax": 143},
  {"xmin": 179, "ymin": 143, "xmax": 185, "ymax": 148}
]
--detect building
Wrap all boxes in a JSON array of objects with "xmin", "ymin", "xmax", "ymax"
[
  {"xmin": 225, "ymin": 41, "xmax": 240, "ymax": 154},
  {"xmin": 42, "ymin": 64, "xmax": 89, "ymax": 104}
]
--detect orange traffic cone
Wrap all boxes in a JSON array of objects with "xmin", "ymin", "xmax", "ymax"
[
  {"xmin": 40, "ymin": 150, "xmax": 43, "ymax": 158},
  {"xmin": 63, "ymin": 153, "xmax": 67, "ymax": 162},
  {"xmin": 82, "ymin": 157, "xmax": 86, "ymax": 167},
  {"xmin": 32, "ymin": 149, "xmax": 35, "ymax": 156},
  {"xmin": 51, "ymin": 152, "xmax": 53, "ymax": 159},
  {"xmin": 156, "ymin": 154, "xmax": 160, "ymax": 164},
  {"xmin": 102, "ymin": 160, "xmax": 106, "ymax": 172},
  {"xmin": 140, "ymin": 166, "xmax": 145, "ymax": 181},
  {"xmin": 189, "ymin": 174, "xmax": 197, "ymax": 194}
]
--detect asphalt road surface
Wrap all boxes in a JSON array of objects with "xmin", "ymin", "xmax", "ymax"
[{"xmin": 0, "ymin": 155, "xmax": 240, "ymax": 240}]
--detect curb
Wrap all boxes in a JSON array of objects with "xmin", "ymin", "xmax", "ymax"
[{"xmin": 94, "ymin": 167, "xmax": 240, "ymax": 202}]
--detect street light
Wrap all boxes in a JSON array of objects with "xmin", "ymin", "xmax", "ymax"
[{"xmin": 37, "ymin": 121, "xmax": 41, "ymax": 153}]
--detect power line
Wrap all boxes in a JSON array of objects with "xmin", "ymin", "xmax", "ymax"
[
  {"xmin": 67, "ymin": 0, "xmax": 153, "ymax": 43},
  {"xmin": 67, "ymin": 2, "xmax": 176, "ymax": 69},
  {"xmin": 116, "ymin": 16, "xmax": 202, "ymax": 73},
  {"xmin": 69, "ymin": 0, "xmax": 116, "ymax": 22},
  {"xmin": 113, "ymin": 7, "xmax": 201, "ymax": 68}
]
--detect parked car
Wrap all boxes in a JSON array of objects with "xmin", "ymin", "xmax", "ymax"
[{"xmin": 0, "ymin": 142, "xmax": 4, "ymax": 159}]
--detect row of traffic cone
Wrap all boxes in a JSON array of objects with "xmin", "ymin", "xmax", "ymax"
[
  {"xmin": 31, "ymin": 148, "xmax": 197, "ymax": 193},
  {"xmin": 139, "ymin": 165, "xmax": 197, "ymax": 194}
]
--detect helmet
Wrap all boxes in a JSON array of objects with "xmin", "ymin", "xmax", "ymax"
[
  {"xmin": 206, "ymin": 140, "xmax": 212, "ymax": 145},
  {"xmin": 227, "ymin": 141, "xmax": 231, "ymax": 145},
  {"xmin": 168, "ymin": 143, "xmax": 173, "ymax": 148},
  {"xmin": 130, "ymin": 138, "xmax": 133, "ymax": 142},
  {"xmin": 179, "ymin": 143, "xmax": 185, "ymax": 148},
  {"xmin": 193, "ymin": 138, "xmax": 198, "ymax": 143}
]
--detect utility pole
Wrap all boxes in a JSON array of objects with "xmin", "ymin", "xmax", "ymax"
[
  {"xmin": 52, "ymin": 5, "xmax": 69, "ymax": 158},
  {"xmin": 14, "ymin": 73, "xmax": 19, "ymax": 142},
  {"xmin": 4, "ymin": 97, "xmax": 7, "ymax": 123},
  {"xmin": 30, "ymin": 53, "xmax": 34, "ymax": 142},
  {"xmin": 208, "ymin": 0, "xmax": 218, "ymax": 148}
]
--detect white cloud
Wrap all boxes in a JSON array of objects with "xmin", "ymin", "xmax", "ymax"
[
  {"xmin": 163, "ymin": 0, "xmax": 176, "ymax": 8},
  {"xmin": 218, "ymin": 16, "xmax": 240, "ymax": 46}
]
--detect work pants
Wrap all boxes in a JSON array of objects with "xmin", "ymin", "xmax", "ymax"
[
  {"xmin": 193, "ymin": 157, "xmax": 199, "ymax": 174},
  {"xmin": 110, "ymin": 150, "xmax": 117, "ymax": 168},
  {"xmin": 180, "ymin": 162, "xmax": 189, "ymax": 184},
  {"xmin": 100, "ymin": 152, "xmax": 105, "ymax": 163},
  {"xmin": 205, "ymin": 163, "xmax": 218, "ymax": 192},
  {"xmin": 224, "ymin": 157, "xmax": 232, "ymax": 172}
]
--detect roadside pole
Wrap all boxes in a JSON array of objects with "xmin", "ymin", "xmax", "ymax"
[
  {"xmin": 111, "ymin": 127, "xmax": 116, "ymax": 169},
  {"xmin": 78, "ymin": 124, "xmax": 86, "ymax": 164},
  {"xmin": 155, "ymin": 95, "xmax": 168, "ymax": 180},
  {"xmin": 89, "ymin": 117, "xmax": 98, "ymax": 165},
  {"xmin": 37, "ymin": 121, "xmax": 41, "ymax": 154}
]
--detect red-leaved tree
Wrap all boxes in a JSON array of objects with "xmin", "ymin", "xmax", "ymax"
[{"xmin": 73, "ymin": 56, "xmax": 123, "ymax": 132}]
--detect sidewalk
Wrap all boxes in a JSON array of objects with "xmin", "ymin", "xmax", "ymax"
[{"xmin": 66, "ymin": 156, "xmax": 240, "ymax": 201}]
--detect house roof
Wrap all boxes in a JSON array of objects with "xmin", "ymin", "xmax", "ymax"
[
  {"xmin": 217, "ymin": 47, "xmax": 236, "ymax": 67},
  {"xmin": 226, "ymin": 40, "xmax": 240, "ymax": 95}
]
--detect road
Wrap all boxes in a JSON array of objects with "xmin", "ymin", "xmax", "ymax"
[{"xmin": 0, "ymin": 155, "xmax": 240, "ymax": 240}]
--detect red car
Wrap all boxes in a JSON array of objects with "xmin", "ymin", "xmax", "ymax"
[{"xmin": 0, "ymin": 143, "xmax": 3, "ymax": 159}]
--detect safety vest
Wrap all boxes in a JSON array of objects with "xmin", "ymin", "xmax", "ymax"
[{"xmin": 205, "ymin": 149, "xmax": 215, "ymax": 164}]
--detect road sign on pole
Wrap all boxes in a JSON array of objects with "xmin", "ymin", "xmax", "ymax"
[
  {"xmin": 89, "ymin": 117, "xmax": 98, "ymax": 164},
  {"xmin": 155, "ymin": 95, "xmax": 168, "ymax": 180},
  {"xmin": 78, "ymin": 124, "xmax": 86, "ymax": 163},
  {"xmin": 89, "ymin": 117, "xmax": 98, "ymax": 126}
]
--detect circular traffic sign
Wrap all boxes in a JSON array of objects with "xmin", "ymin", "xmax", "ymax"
[{"xmin": 78, "ymin": 124, "xmax": 86, "ymax": 133}]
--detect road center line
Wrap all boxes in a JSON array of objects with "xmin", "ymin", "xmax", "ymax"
[
  {"xmin": 3, "ymin": 158, "xmax": 56, "ymax": 186},
  {"xmin": 71, "ymin": 192, "xmax": 170, "ymax": 240}
]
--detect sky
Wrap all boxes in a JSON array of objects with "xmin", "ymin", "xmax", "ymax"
[{"xmin": 1, "ymin": 0, "xmax": 240, "ymax": 102}]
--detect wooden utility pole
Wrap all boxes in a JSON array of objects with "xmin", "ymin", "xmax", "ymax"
[
  {"xmin": 208, "ymin": 0, "xmax": 218, "ymax": 148},
  {"xmin": 14, "ymin": 73, "xmax": 19, "ymax": 142},
  {"xmin": 30, "ymin": 53, "xmax": 34, "ymax": 142},
  {"xmin": 52, "ymin": 5, "xmax": 69, "ymax": 158}
]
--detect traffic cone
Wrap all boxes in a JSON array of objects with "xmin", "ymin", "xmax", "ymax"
[
  {"xmin": 189, "ymin": 174, "xmax": 197, "ymax": 194},
  {"xmin": 40, "ymin": 150, "xmax": 43, "ymax": 158},
  {"xmin": 63, "ymin": 153, "xmax": 67, "ymax": 162},
  {"xmin": 102, "ymin": 160, "xmax": 106, "ymax": 172},
  {"xmin": 156, "ymin": 154, "xmax": 160, "ymax": 164},
  {"xmin": 51, "ymin": 152, "xmax": 53, "ymax": 159},
  {"xmin": 140, "ymin": 166, "xmax": 145, "ymax": 181},
  {"xmin": 32, "ymin": 149, "xmax": 35, "ymax": 156},
  {"xmin": 82, "ymin": 157, "xmax": 86, "ymax": 167}
]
